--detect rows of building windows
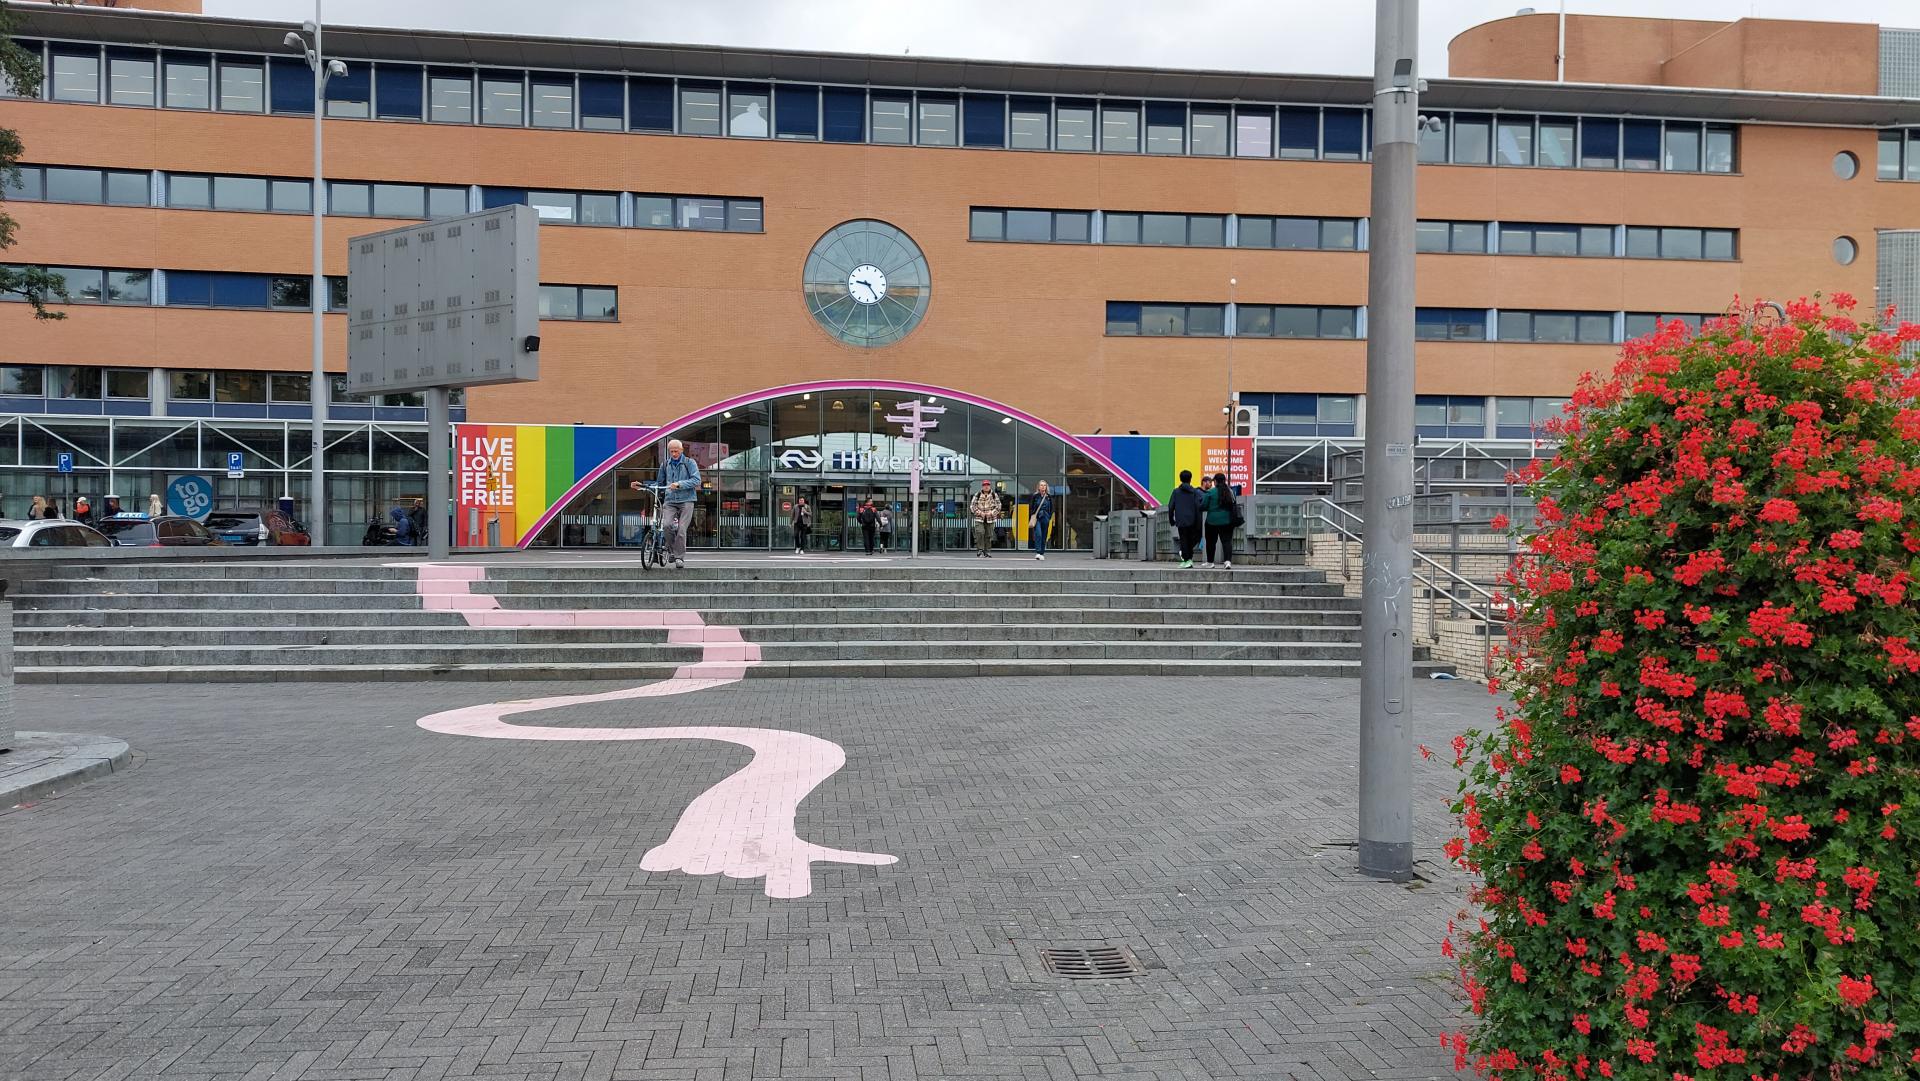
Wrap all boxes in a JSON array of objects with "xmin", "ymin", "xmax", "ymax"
[
  {"xmin": 10, "ymin": 37, "xmax": 1740, "ymax": 170},
  {"xmin": 1416, "ymin": 309, "xmax": 1719, "ymax": 342},
  {"xmin": 0, "ymin": 365, "xmax": 468, "ymax": 420},
  {"xmin": 1416, "ymin": 221, "xmax": 1736, "ymax": 260},
  {"xmin": 1235, "ymin": 393, "xmax": 1568, "ymax": 439},
  {"xmin": 2, "ymin": 265, "xmax": 616, "ymax": 320},
  {"xmin": 1103, "ymin": 304, "xmax": 1721, "ymax": 342},
  {"xmin": 1418, "ymin": 113, "xmax": 1736, "ymax": 173},
  {"xmin": 1878, "ymin": 131, "xmax": 1920, "ymax": 180},
  {"xmin": 1107, "ymin": 303, "xmax": 1363, "ymax": 338},
  {"xmin": 4, "ymin": 163, "xmax": 764, "ymax": 231},
  {"xmin": 969, "ymin": 207, "xmax": 1735, "ymax": 261}
]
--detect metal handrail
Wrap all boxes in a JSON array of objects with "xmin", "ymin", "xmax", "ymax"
[{"xmin": 1309, "ymin": 496, "xmax": 1509, "ymax": 679}]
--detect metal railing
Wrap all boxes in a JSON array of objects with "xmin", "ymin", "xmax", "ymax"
[{"xmin": 1307, "ymin": 495, "xmax": 1512, "ymax": 679}]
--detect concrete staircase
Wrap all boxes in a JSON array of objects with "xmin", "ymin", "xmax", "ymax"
[{"xmin": 11, "ymin": 559, "xmax": 1453, "ymax": 683}]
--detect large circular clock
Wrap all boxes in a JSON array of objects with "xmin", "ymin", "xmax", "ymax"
[{"xmin": 803, "ymin": 220, "xmax": 930, "ymax": 347}]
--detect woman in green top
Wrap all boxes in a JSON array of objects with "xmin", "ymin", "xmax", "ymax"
[{"xmin": 1201, "ymin": 472, "xmax": 1238, "ymax": 569}]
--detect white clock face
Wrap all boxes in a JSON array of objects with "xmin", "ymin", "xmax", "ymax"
[
  {"xmin": 803, "ymin": 220, "xmax": 931, "ymax": 347},
  {"xmin": 848, "ymin": 264, "xmax": 888, "ymax": 305}
]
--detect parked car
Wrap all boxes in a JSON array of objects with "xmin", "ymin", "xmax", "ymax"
[
  {"xmin": 93, "ymin": 513, "xmax": 221, "ymax": 547},
  {"xmin": 0, "ymin": 518, "xmax": 113, "ymax": 548},
  {"xmin": 205, "ymin": 509, "xmax": 310, "ymax": 546}
]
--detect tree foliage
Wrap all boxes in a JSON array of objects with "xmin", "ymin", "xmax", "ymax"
[
  {"xmin": 1445, "ymin": 296, "xmax": 1920, "ymax": 1078},
  {"xmin": 1, "ymin": 0, "xmax": 68, "ymax": 319}
]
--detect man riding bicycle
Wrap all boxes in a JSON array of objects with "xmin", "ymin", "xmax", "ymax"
[{"xmin": 631, "ymin": 439, "xmax": 700, "ymax": 569}]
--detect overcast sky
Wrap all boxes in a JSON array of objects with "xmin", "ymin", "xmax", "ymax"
[{"xmin": 206, "ymin": 0, "xmax": 1919, "ymax": 77}]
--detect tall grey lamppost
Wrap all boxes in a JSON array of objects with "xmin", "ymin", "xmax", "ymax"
[
  {"xmin": 1358, "ymin": 0, "xmax": 1421, "ymax": 882},
  {"xmin": 283, "ymin": 6, "xmax": 345, "ymax": 542}
]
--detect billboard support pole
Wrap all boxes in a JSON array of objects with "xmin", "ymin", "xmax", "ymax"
[{"xmin": 426, "ymin": 386, "xmax": 450, "ymax": 558}]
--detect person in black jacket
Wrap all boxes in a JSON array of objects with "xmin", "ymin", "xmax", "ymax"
[
  {"xmin": 856, "ymin": 501, "xmax": 879, "ymax": 556},
  {"xmin": 1167, "ymin": 470, "xmax": 1204, "ymax": 569}
]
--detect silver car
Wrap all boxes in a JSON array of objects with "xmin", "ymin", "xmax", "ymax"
[{"xmin": 0, "ymin": 518, "xmax": 114, "ymax": 548}]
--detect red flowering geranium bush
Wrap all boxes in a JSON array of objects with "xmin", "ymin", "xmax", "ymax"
[{"xmin": 1443, "ymin": 294, "xmax": 1920, "ymax": 1079}]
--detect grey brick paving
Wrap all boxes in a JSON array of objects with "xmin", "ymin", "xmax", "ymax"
[{"xmin": 0, "ymin": 677, "xmax": 1486, "ymax": 1080}]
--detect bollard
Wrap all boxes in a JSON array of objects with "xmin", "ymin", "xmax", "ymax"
[{"xmin": 1092, "ymin": 515, "xmax": 1110, "ymax": 559}]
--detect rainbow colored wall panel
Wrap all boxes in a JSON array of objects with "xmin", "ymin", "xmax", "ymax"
[
  {"xmin": 455, "ymin": 423, "xmax": 654, "ymax": 547},
  {"xmin": 1078, "ymin": 436, "xmax": 1253, "ymax": 502}
]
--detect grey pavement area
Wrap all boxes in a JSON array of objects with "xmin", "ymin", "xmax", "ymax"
[
  {"xmin": 0, "ymin": 676, "xmax": 1488, "ymax": 1081},
  {"xmin": 1, "ymin": 730, "xmax": 133, "ymax": 806}
]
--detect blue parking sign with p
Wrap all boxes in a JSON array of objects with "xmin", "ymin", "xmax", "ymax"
[
  {"xmin": 227, "ymin": 451, "xmax": 245, "ymax": 477},
  {"xmin": 56, "ymin": 452, "xmax": 73, "ymax": 474}
]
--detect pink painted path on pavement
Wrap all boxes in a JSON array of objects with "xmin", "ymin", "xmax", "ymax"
[{"xmin": 410, "ymin": 563, "xmax": 896, "ymax": 899}]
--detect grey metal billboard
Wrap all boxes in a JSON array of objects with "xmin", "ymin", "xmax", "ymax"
[{"xmin": 346, "ymin": 204, "xmax": 540, "ymax": 394}]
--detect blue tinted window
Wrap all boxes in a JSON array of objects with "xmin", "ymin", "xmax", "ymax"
[
  {"xmin": 324, "ymin": 63, "xmax": 369, "ymax": 106},
  {"xmin": 628, "ymin": 77, "xmax": 672, "ymax": 132},
  {"xmin": 1622, "ymin": 119, "xmax": 1661, "ymax": 169},
  {"xmin": 775, "ymin": 84, "xmax": 819, "ymax": 138},
  {"xmin": 579, "ymin": 75, "xmax": 623, "ymax": 128},
  {"xmin": 1323, "ymin": 109, "xmax": 1364, "ymax": 158},
  {"xmin": 211, "ymin": 273, "xmax": 268, "ymax": 308},
  {"xmin": 167, "ymin": 271, "xmax": 211, "ymax": 306},
  {"xmin": 269, "ymin": 57, "xmax": 312, "ymax": 114},
  {"xmin": 480, "ymin": 187, "xmax": 526, "ymax": 209},
  {"xmin": 1277, "ymin": 108, "xmax": 1318, "ymax": 158},
  {"xmin": 823, "ymin": 88, "xmax": 865, "ymax": 142},
  {"xmin": 963, "ymin": 94, "xmax": 1006, "ymax": 148},
  {"xmin": 1580, "ymin": 117, "xmax": 1619, "ymax": 167},
  {"xmin": 374, "ymin": 65, "xmax": 421, "ymax": 119}
]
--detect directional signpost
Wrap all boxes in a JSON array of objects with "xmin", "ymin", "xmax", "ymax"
[{"xmin": 884, "ymin": 399, "xmax": 946, "ymax": 558}]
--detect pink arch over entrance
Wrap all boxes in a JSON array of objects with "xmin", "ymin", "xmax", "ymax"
[{"xmin": 517, "ymin": 379, "xmax": 1158, "ymax": 548}]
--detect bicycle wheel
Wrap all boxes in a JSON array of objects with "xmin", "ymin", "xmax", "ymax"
[{"xmin": 638, "ymin": 526, "xmax": 654, "ymax": 571}]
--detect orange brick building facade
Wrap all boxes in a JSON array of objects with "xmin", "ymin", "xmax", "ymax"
[{"xmin": 2, "ymin": 2, "xmax": 1918, "ymax": 543}]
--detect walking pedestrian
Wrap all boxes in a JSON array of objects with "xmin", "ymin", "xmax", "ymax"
[
  {"xmin": 632, "ymin": 439, "xmax": 699, "ymax": 569},
  {"xmin": 28, "ymin": 495, "xmax": 45, "ymax": 520},
  {"xmin": 857, "ymin": 500, "xmax": 879, "ymax": 555},
  {"xmin": 790, "ymin": 496, "xmax": 812, "ymax": 554},
  {"xmin": 969, "ymin": 479, "xmax": 1000, "ymax": 558},
  {"xmin": 1201, "ymin": 472, "xmax": 1238, "ymax": 569},
  {"xmin": 148, "ymin": 493, "xmax": 163, "ymax": 518},
  {"xmin": 877, "ymin": 506, "xmax": 894, "ymax": 552},
  {"xmin": 1028, "ymin": 481, "xmax": 1054, "ymax": 561},
  {"xmin": 73, "ymin": 496, "xmax": 92, "ymax": 525},
  {"xmin": 1167, "ymin": 470, "xmax": 1203, "ymax": 569},
  {"xmin": 408, "ymin": 498, "xmax": 428, "ymax": 546}
]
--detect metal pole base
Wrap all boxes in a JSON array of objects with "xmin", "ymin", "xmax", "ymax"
[{"xmin": 1357, "ymin": 840, "xmax": 1414, "ymax": 882}]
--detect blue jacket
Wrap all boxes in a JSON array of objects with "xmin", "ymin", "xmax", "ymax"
[
  {"xmin": 1030, "ymin": 492, "xmax": 1053, "ymax": 521},
  {"xmin": 658, "ymin": 454, "xmax": 701, "ymax": 504}
]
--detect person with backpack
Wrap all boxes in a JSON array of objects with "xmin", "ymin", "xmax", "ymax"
[
  {"xmin": 877, "ymin": 506, "xmax": 894, "ymax": 552},
  {"xmin": 1028, "ymin": 480, "xmax": 1055, "ymax": 560},
  {"xmin": 1167, "ymin": 470, "xmax": 1204, "ymax": 569},
  {"xmin": 1201, "ymin": 472, "xmax": 1242, "ymax": 569},
  {"xmin": 856, "ymin": 501, "xmax": 879, "ymax": 556}
]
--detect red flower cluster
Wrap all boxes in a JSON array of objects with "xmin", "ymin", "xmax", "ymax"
[{"xmin": 1444, "ymin": 297, "xmax": 1920, "ymax": 1077}]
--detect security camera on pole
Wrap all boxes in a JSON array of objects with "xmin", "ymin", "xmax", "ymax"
[{"xmin": 884, "ymin": 399, "xmax": 945, "ymax": 558}]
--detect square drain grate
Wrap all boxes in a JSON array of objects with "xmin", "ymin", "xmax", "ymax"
[{"xmin": 1039, "ymin": 945, "xmax": 1145, "ymax": 980}]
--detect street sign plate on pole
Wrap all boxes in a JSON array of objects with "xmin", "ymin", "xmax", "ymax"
[
  {"xmin": 226, "ymin": 451, "xmax": 245, "ymax": 479},
  {"xmin": 55, "ymin": 452, "xmax": 72, "ymax": 474}
]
